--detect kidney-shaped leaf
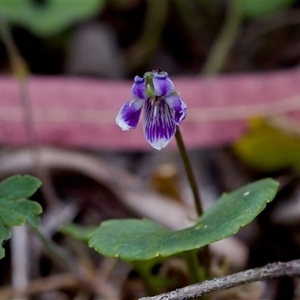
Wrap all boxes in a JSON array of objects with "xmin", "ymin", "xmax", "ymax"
[
  {"xmin": 89, "ymin": 178, "xmax": 278, "ymax": 261},
  {"xmin": 0, "ymin": 175, "xmax": 42, "ymax": 259}
]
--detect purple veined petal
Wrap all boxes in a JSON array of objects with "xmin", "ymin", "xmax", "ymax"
[
  {"xmin": 143, "ymin": 98, "xmax": 176, "ymax": 150},
  {"xmin": 164, "ymin": 94, "xmax": 187, "ymax": 125},
  {"xmin": 153, "ymin": 72, "xmax": 175, "ymax": 97},
  {"xmin": 116, "ymin": 99, "xmax": 144, "ymax": 130},
  {"xmin": 131, "ymin": 76, "xmax": 147, "ymax": 99}
]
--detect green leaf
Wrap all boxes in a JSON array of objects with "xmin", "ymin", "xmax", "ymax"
[
  {"xmin": 240, "ymin": 0, "xmax": 295, "ymax": 18},
  {"xmin": 0, "ymin": 175, "xmax": 42, "ymax": 259},
  {"xmin": 89, "ymin": 179, "xmax": 278, "ymax": 261},
  {"xmin": 0, "ymin": 0, "xmax": 107, "ymax": 36},
  {"xmin": 233, "ymin": 118, "xmax": 300, "ymax": 171}
]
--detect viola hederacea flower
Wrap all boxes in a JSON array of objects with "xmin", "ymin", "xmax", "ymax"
[{"xmin": 116, "ymin": 70, "xmax": 187, "ymax": 150}]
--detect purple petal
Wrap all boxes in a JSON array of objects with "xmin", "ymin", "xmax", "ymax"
[
  {"xmin": 143, "ymin": 98, "xmax": 176, "ymax": 150},
  {"xmin": 116, "ymin": 99, "xmax": 144, "ymax": 130},
  {"xmin": 153, "ymin": 72, "xmax": 175, "ymax": 97},
  {"xmin": 164, "ymin": 94, "xmax": 187, "ymax": 125},
  {"xmin": 131, "ymin": 76, "xmax": 147, "ymax": 99}
]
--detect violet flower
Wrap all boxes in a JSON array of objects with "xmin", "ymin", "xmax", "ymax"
[{"xmin": 116, "ymin": 70, "xmax": 187, "ymax": 150}]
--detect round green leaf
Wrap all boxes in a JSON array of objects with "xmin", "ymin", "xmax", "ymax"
[
  {"xmin": 0, "ymin": 0, "xmax": 107, "ymax": 36},
  {"xmin": 89, "ymin": 179, "xmax": 279, "ymax": 261}
]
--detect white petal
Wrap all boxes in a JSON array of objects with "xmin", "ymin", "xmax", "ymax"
[
  {"xmin": 116, "ymin": 99, "xmax": 144, "ymax": 130},
  {"xmin": 143, "ymin": 99, "xmax": 176, "ymax": 150},
  {"xmin": 164, "ymin": 94, "xmax": 187, "ymax": 125}
]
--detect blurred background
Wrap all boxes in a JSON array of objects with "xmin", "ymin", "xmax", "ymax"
[
  {"xmin": 1, "ymin": 0, "xmax": 300, "ymax": 299},
  {"xmin": 0, "ymin": 0, "xmax": 299, "ymax": 76}
]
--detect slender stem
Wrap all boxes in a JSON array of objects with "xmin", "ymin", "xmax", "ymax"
[
  {"xmin": 183, "ymin": 250, "xmax": 209, "ymax": 300},
  {"xmin": 32, "ymin": 227, "xmax": 73, "ymax": 271},
  {"xmin": 175, "ymin": 126, "xmax": 203, "ymax": 217},
  {"xmin": 175, "ymin": 127, "xmax": 211, "ymax": 285},
  {"xmin": 183, "ymin": 250, "xmax": 204, "ymax": 284},
  {"xmin": 127, "ymin": 0, "xmax": 168, "ymax": 72},
  {"xmin": 201, "ymin": 1, "xmax": 242, "ymax": 75},
  {"xmin": 131, "ymin": 261, "xmax": 160, "ymax": 296}
]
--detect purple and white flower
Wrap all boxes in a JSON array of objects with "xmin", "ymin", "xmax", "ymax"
[{"xmin": 116, "ymin": 70, "xmax": 187, "ymax": 150}]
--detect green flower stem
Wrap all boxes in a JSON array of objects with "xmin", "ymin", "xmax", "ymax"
[
  {"xmin": 32, "ymin": 227, "xmax": 74, "ymax": 271},
  {"xmin": 183, "ymin": 250, "xmax": 204, "ymax": 284},
  {"xmin": 175, "ymin": 127, "xmax": 211, "ymax": 284},
  {"xmin": 131, "ymin": 261, "xmax": 160, "ymax": 296},
  {"xmin": 201, "ymin": 1, "xmax": 242, "ymax": 75},
  {"xmin": 175, "ymin": 126, "xmax": 203, "ymax": 217},
  {"xmin": 127, "ymin": 0, "xmax": 168, "ymax": 72},
  {"xmin": 183, "ymin": 250, "xmax": 209, "ymax": 300}
]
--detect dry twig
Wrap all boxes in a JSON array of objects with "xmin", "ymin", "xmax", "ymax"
[{"xmin": 140, "ymin": 259, "xmax": 300, "ymax": 300}]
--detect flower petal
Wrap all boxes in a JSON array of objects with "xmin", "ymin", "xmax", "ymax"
[
  {"xmin": 143, "ymin": 98, "xmax": 176, "ymax": 150},
  {"xmin": 165, "ymin": 94, "xmax": 187, "ymax": 125},
  {"xmin": 131, "ymin": 76, "xmax": 147, "ymax": 99},
  {"xmin": 153, "ymin": 72, "xmax": 175, "ymax": 97},
  {"xmin": 116, "ymin": 99, "xmax": 144, "ymax": 130}
]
